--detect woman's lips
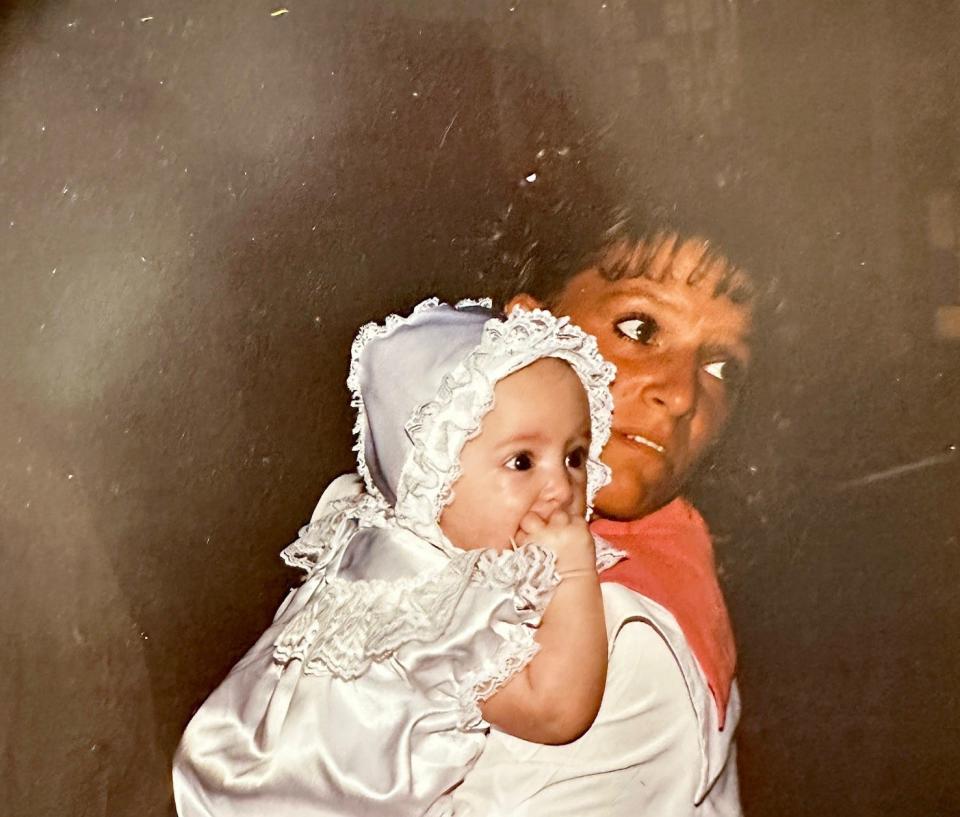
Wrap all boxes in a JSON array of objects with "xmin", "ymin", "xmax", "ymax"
[{"xmin": 615, "ymin": 430, "xmax": 666, "ymax": 455}]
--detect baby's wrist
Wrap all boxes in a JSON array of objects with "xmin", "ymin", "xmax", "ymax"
[
  {"xmin": 553, "ymin": 554, "xmax": 598, "ymax": 576},
  {"xmin": 558, "ymin": 566, "xmax": 599, "ymax": 582}
]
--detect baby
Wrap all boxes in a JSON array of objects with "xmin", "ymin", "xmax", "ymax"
[{"xmin": 172, "ymin": 299, "xmax": 620, "ymax": 817}]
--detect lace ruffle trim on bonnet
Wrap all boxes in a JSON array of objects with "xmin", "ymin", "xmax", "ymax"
[{"xmin": 384, "ymin": 300, "xmax": 616, "ymax": 552}]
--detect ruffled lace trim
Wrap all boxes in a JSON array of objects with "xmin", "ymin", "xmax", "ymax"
[
  {"xmin": 274, "ymin": 549, "xmax": 482, "ymax": 679},
  {"xmin": 452, "ymin": 538, "xmax": 623, "ymax": 729},
  {"xmin": 346, "ymin": 298, "xmax": 445, "ymax": 508},
  {"xmin": 279, "ymin": 492, "xmax": 395, "ymax": 575},
  {"xmin": 594, "ymin": 535, "xmax": 628, "ymax": 573},
  {"xmin": 453, "ymin": 544, "xmax": 561, "ymax": 729},
  {"xmin": 471, "ymin": 543, "xmax": 560, "ymax": 615},
  {"xmin": 456, "ymin": 625, "xmax": 541, "ymax": 730},
  {"xmin": 272, "ymin": 542, "xmax": 561, "ymax": 690},
  {"xmin": 454, "ymin": 297, "xmax": 493, "ymax": 310},
  {"xmin": 394, "ymin": 306, "xmax": 616, "ymax": 550}
]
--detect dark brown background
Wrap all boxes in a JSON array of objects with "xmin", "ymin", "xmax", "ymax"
[{"xmin": 2, "ymin": 2, "xmax": 959, "ymax": 815}]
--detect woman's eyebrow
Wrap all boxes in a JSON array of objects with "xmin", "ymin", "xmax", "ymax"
[
  {"xmin": 702, "ymin": 340, "xmax": 751, "ymax": 362},
  {"xmin": 600, "ymin": 286, "xmax": 682, "ymax": 313}
]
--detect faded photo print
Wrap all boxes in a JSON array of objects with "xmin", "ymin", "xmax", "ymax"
[{"xmin": 1, "ymin": 2, "xmax": 958, "ymax": 816}]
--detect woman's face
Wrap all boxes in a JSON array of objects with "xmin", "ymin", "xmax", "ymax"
[{"xmin": 508, "ymin": 240, "xmax": 752, "ymax": 520}]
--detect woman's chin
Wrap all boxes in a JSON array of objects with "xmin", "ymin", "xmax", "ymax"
[{"xmin": 592, "ymin": 479, "xmax": 677, "ymax": 521}]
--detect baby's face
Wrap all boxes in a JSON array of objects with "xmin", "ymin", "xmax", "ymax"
[{"xmin": 439, "ymin": 358, "xmax": 591, "ymax": 552}]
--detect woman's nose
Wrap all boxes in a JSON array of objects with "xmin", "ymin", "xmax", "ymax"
[{"xmin": 641, "ymin": 349, "xmax": 698, "ymax": 419}]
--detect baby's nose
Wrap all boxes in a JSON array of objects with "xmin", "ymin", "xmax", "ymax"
[{"xmin": 536, "ymin": 466, "xmax": 575, "ymax": 513}]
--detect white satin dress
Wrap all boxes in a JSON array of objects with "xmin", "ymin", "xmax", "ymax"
[{"xmin": 173, "ymin": 478, "xmax": 561, "ymax": 817}]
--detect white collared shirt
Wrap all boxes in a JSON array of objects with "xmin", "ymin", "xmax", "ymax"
[{"xmin": 451, "ymin": 582, "xmax": 742, "ymax": 817}]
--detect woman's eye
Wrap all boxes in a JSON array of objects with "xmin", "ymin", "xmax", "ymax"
[
  {"xmin": 703, "ymin": 359, "xmax": 744, "ymax": 384},
  {"xmin": 615, "ymin": 314, "xmax": 659, "ymax": 344},
  {"xmin": 506, "ymin": 452, "xmax": 534, "ymax": 472},
  {"xmin": 565, "ymin": 448, "xmax": 587, "ymax": 469}
]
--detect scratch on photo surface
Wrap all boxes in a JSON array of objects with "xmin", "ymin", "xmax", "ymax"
[
  {"xmin": 834, "ymin": 453, "xmax": 956, "ymax": 491},
  {"xmin": 438, "ymin": 111, "xmax": 459, "ymax": 149}
]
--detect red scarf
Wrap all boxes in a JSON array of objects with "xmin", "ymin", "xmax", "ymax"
[{"xmin": 591, "ymin": 498, "xmax": 736, "ymax": 728}]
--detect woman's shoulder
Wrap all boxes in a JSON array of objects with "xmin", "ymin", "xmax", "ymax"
[{"xmin": 601, "ymin": 582, "xmax": 680, "ymax": 639}]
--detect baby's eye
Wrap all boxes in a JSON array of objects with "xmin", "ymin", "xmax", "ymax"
[
  {"xmin": 615, "ymin": 314, "xmax": 659, "ymax": 345},
  {"xmin": 505, "ymin": 452, "xmax": 534, "ymax": 472},
  {"xmin": 703, "ymin": 359, "xmax": 744, "ymax": 384},
  {"xmin": 565, "ymin": 447, "xmax": 587, "ymax": 470}
]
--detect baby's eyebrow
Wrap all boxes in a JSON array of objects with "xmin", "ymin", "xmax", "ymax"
[
  {"xmin": 562, "ymin": 430, "xmax": 592, "ymax": 450},
  {"xmin": 498, "ymin": 431, "xmax": 549, "ymax": 447},
  {"xmin": 496, "ymin": 426, "xmax": 591, "ymax": 450},
  {"xmin": 572, "ymin": 422, "xmax": 592, "ymax": 440}
]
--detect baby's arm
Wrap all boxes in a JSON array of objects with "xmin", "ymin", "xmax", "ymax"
[{"xmin": 478, "ymin": 510, "xmax": 606, "ymax": 745}]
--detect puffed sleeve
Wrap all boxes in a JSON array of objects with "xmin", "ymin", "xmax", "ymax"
[{"xmin": 435, "ymin": 544, "xmax": 561, "ymax": 731}]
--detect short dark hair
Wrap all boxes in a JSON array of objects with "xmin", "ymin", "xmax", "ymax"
[{"xmin": 480, "ymin": 141, "xmax": 756, "ymax": 307}]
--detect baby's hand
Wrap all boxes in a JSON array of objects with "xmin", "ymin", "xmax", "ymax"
[{"xmin": 515, "ymin": 510, "xmax": 596, "ymax": 574}]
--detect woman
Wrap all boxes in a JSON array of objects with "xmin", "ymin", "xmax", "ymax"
[
  {"xmin": 450, "ymin": 154, "xmax": 755, "ymax": 815},
  {"xmin": 282, "ymin": 153, "xmax": 754, "ymax": 814}
]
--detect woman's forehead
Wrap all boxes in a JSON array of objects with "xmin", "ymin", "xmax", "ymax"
[
  {"xmin": 592, "ymin": 234, "xmax": 754, "ymax": 303},
  {"xmin": 568, "ymin": 265, "xmax": 751, "ymax": 313}
]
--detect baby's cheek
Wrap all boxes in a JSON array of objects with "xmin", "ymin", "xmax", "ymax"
[
  {"xmin": 559, "ymin": 485, "xmax": 587, "ymax": 518},
  {"xmin": 500, "ymin": 495, "xmax": 537, "ymax": 536}
]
